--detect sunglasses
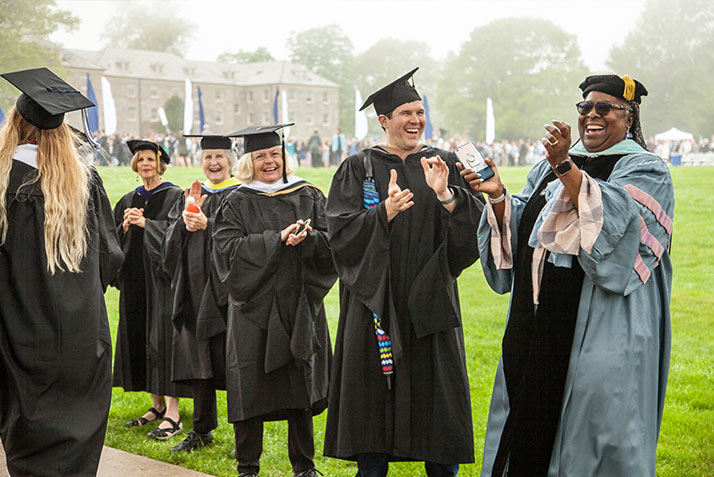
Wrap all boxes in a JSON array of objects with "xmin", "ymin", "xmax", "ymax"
[{"xmin": 576, "ymin": 101, "xmax": 629, "ymax": 116}]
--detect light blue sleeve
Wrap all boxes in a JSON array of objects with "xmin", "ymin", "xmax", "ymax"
[
  {"xmin": 578, "ymin": 154, "xmax": 674, "ymax": 296},
  {"xmin": 477, "ymin": 159, "xmax": 552, "ymax": 294}
]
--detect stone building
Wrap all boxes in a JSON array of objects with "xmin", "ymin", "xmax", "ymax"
[{"xmin": 58, "ymin": 46, "xmax": 339, "ymax": 142}]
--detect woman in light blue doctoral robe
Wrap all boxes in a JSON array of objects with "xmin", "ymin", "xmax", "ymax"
[{"xmin": 472, "ymin": 75, "xmax": 673, "ymax": 476}]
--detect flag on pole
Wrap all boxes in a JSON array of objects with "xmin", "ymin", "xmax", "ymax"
[
  {"xmin": 354, "ymin": 89, "xmax": 368, "ymax": 141},
  {"xmin": 183, "ymin": 79, "xmax": 194, "ymax": 135},
  {"xmin": 85, "ymin": 74, "xmax": 99, "ymax": 133},
  {"xmin": 486, "ymin": 97, "xmax": 495, "ymax": 144},
  {"xmin": 272, "ymin": 88, "xmax": 279, "ymax": 124},
  {"xmin": 0, "ymin": 106, "xmax": 5, "ymax": 124},
  {"xmin": 100, "ymin": 76, "xmax": 117, "ymax": 135},
  {"xmin": 423, "ymin": 95, "xmax": 434, "ymax": 140},
  {"xmin": 281, "ymin": 88, "xmax": 290, "ymax": 137},
  {"xmin": 198, "ymin": 86, "xmax": 205, "ymax": 133},
  {"xmin": 158, "ymin": 107, "xmax": 169, "ymax": 129}
]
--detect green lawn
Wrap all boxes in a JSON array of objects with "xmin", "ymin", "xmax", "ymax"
[{"xmin": 99, "ymin": 164, "xmax": 714, "ymax": 476}]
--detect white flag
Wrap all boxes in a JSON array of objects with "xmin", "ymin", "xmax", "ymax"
[
  {"xmin": 281, "ymin": 88, "xmax": 290, "ymax": 137},
  {"xmin": 486, "ymin": 97, "xmax": 495, "ymax": 145},
  {"xmin": 354, "ymin": 89, "xmax": 368, "ymax": 141},
  {"xmin": 183, "ymin": 79, "xmax": 193, "ymax": 135},
  {"xmin": 100, "ymin": 76, "xmax": 117, "ymax": 135},
  {"xmin": 157, "ymin": 107, "xmax": 169, "ymax": 127}
]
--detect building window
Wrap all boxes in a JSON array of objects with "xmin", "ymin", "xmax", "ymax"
[
  {"xmin": 288, "ymin": 89, "xmax": 295, "ymax": 102},
  {"xmin": 305, "ymin": 112, "xmax": 312, "ymax": 124},
  {"xmin": 150, "ymin": 85, "xmax": 158, "ymax": 98},
  {"xmin": 289, "ymin": 112, "xmax": 296, "ymax": 122},
  {"xmin": 247, "ymin": 91, "xmax": 254, "ymax": 103},
  {"xmin": 263, "ymin": 89, "xmax": 269, "ymax": 102},
  {"xmin": 262, "ymin": 112, "xmax": 269, "ymax": 123},
  {"xmin": 150, "ymin": 108, "xmax": 158, "ymax": 122},
  {"xmin": 323, "ymin": 91, "xmax": 329, "ymax": 103},
  {"xmin": 323, "ymin": 113, "xmax": 329, "ymax": 125},
  {"xmin": 171, "ymin": 87, "xmax": 179, "ymax": 97},
  {"xmin": 305, "ymin": 90, "xmax": 312, "ymax": 103},
  {"xmin": 214, "ymin": 111, "xmax": 223, "ymax": 125},
  {"xmin": 127, "ymin": 84, "xmax": 136, "ymax": 97},
  {"xmin": 215, "ymin": 90, "xmax": 224, "ymax": 102},
  {"xmin": 248, "ymin": 112, "xmax": 255, "ymax": 124},
  {"xmin": 233, "ymin": 103, "xmax": 241, "ymax": 114},
  {"xmin": 127, "ymin": 106, "xmax": 137, "ymax": 121}
]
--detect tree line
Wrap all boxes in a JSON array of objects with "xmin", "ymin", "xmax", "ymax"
[{"xmin": 2, "ymin": 0, "xmax": 713, "ymax": 141}]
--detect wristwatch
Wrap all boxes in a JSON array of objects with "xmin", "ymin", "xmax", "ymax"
[{"xmin": 553, "ymin": 159, "xmax": 573, "ymax": 176}]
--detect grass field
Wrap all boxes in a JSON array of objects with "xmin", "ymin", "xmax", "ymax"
[{"xmin": 98, "ymin": 165, "xmax": 714, "ymax": 476}]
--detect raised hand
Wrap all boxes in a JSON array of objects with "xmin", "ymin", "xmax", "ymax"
[
  {"xmin": 543, "ymin": 120, "xmax": 572, "ymax": 166},
  {"xmin": 182, "ymin": 182, "xmax": 209, "ymax": 230},
  {"xmin": 421, "ymin": 155, "xmax": 452, "ymax": 202},
  {"xmin": 384, "ymin": 169, "xmax": 414, "ymax": 222}
]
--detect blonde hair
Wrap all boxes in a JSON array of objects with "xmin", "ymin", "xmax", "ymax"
[
  {"xmin": 0, "ymin": 106, "xmax": 90, "ymax": 274},
  {"xmin": 235, "ymin": 147, "xmax": 294, "ymax": 183},
  {"xmin": 130, "ymin": 148, "xmax": 168, "ymax": 175}
]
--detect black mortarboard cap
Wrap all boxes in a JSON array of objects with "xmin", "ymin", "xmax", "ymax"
[
  {"xmin": 127, "ymin": 139, "xmax": 171, "ymax": 164},
  {"xmin": 579, "ymin": 74, "xmax": 648, "ymax": 104},
  {"xmin": 1, "ymin": 67, "xmax": 95, "ymax": 129},
  {"xmin": 359, "ymin": 67, "xmax": 421, "ymax": 115},
  {"xmin": 229, "ymin": 123, "xmax": 294, "ymax": 182},
  {"xmin": 184, "ymin": 134, "xmax": 232, "ymax": 150},
  {"xmin": 228, "ymin": 123, "xmax": 294, "ymax": 154}
]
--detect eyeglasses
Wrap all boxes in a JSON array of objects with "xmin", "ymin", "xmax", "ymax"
[{"xmin": 576, "ymin": 101, "xmax": 629, "ymax": 116}]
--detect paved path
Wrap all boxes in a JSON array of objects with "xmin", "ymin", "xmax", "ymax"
[{"xmin": 0, "ymin": 443, "xmax": 213, "ymax": 476}]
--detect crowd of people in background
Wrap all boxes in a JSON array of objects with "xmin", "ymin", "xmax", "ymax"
[{"xmin": 91, "ymin": 128, "xmax": 714, "ymax": 170}]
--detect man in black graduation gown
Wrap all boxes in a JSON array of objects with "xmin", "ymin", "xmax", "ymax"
[{"xmin": 323, "ymin": 68, "xmax": 484, "ymax": 476}]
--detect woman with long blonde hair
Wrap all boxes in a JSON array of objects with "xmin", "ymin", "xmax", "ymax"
[
  {"xmin": 112, "ymin": 139, "xmax": 190, "ymax": 441},
  {"xmin": 0, "ymin": 68, "xmax": 123, "ymax": 476}
]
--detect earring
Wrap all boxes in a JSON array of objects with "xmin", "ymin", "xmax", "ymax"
[{"xmin": 626, "ymin": 128, "xmax": 633, "ymax": 139}]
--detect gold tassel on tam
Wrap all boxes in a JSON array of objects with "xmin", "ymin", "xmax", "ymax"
[{"xmin": 621, "ymin": 75, "xmax": 636, "ymax": 101}]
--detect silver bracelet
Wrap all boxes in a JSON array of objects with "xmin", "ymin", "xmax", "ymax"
[
  {"xmin": 439, "ymin": 188, "xmax": 456, "ymax": 205},
  {"xmin": 489, "ymin": 188, "xmax": 507, "ymax": 204}
]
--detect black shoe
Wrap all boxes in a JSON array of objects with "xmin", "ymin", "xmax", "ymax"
[
  {"xmin": 146, "ymin": 417, "xmax": 182, "ymax": 440},
  {"xmin": 125, "ymin": 406, "xmax": 165, "ymax": 427},
  {"xmin": 170, "ymin": 430, "xmax": 213, "ymax": 452},
  {"xmin": 294, "ymin": 469, "xmax": 323, "ymax": 477}
]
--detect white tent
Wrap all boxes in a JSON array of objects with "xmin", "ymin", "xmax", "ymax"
[{"xmin": 655, "ymin": 127, "xmax": 694, "ymax": 141}]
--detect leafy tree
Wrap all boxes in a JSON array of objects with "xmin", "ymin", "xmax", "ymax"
[
  {"xmin": 286, "ymin": 24, "xmax": 355, "ymax": 131},
  {"xmin": 437, "ymin": 18, "xmax": 587, "ymax": 141},
  {"xmin": 607, "ymin": 0, "xmax": 714, "ymax": 137},
  {"xmin": 163, "ymin": 94, "xmax": 183, "ymax": 133},
  {"xmin": 0, "ymin": 0, "xmax": 78, "ymax": 110},
  {"xmin": 217, "ymin": 47, "xmax": 275, "ymax": 64},
  {"xmin": 102, "ymin": 1, "xmax": 195, "ymax": 57}
]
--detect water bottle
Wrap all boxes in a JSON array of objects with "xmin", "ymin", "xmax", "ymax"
[{"xmin": 185, "ymin": 196, "xmax": 199, "ymax": 231}]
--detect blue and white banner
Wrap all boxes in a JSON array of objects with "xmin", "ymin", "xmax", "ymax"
[
  {"xmin": 86, "ymin": 73, "xmax": 99, "ymax": 133},
  {"xmin": 272, "ymin": 88, "xmax": 279, "ymax": 124},
  {"xmin": 423, "ymin": 95, "xmax": 434, "ymax": 140},
  {"xmin": 198, "ymin": 86, "xmax": 205, "ymax": 133}
]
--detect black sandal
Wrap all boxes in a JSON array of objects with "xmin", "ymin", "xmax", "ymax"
[
  {"xmin": 147, "ymin": 417, "xmax": 183, "ymax": 440},
  {"xmin": 125, "ymin": 406, "xmax": 166, "ymax": 427}
]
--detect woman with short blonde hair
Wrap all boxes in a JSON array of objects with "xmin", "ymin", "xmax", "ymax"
[{"xmin": 0, "ymin": 67, "xmax": 123, "ymax": 476}]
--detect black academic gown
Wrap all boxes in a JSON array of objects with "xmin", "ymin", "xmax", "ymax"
[
  {"xmin": 323, "ymin": 146, "xmax": 484, "ymax": 464},
  {"xmin": 112, "ymin": 184, "xmax": 191, "ymax": 398},
  {"xmin": 163, "ymin": 184, "xmax": 237, "ymax": 386},
  {"xmin": 212, "ymin": 181, "xmax": 337, "ymax": 423},
  {"xmin": 0, "ymin": 161, "xmax": 123, "ymax": 476}
]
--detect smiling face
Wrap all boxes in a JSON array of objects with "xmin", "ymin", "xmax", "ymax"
[
  {"xmin": 134, "ymin": 149, "xmax": 160, "ymax": 181},
  {"xmin": 251, "ymin": 145, "xmax": 283, "ymax": 184},
  {"xmin": 578, "ymin": 91, "xmax": 634, "ymax": 152},
  {"xmin": 379, "ymin": 100, "xmax": 425, "ymax": 153},
  {"xmin": 201, "ymin": 149, "xmax": 231, "ymax": 184}
]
